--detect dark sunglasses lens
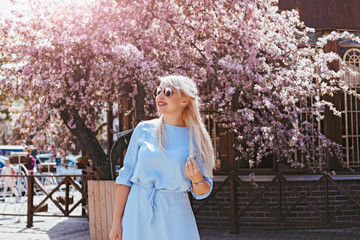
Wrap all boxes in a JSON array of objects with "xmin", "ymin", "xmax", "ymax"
[
  {"xmin": 164, "ymin": 87, "xmax": 172, "ymax": 97},
  {"xmin": 154, "ymin": 87, "xmax": 173, "ymax": 97},
  {"xmin": 154, "ymin": 87, "xmax": 161, "ymax": 97}
]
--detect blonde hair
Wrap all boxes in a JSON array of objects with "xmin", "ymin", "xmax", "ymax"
[{"xmin": 154, "ymin": 75, "xmax": 215, "ymax": 177}]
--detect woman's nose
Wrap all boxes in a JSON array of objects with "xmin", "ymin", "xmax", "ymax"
[{"xmin": 157, "ymin": 90, "xmax": 165, "ymax": 98}]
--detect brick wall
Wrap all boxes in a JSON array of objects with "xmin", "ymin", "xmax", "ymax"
[{"xmin": 192, "ymin": 174, "xmax": 360, "ymax": 230}]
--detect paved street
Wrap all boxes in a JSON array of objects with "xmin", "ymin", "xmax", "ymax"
[
  {"xmin": 0, "ymin": 216, "xmax": 89, "ymax": 240},
  {"xmin": 1, "ymin": 195, "xmax": 359, "ymax": 240},
  {"xmin": 0, "ymin": 186, "xmax": 87, "ymax": 240},
  {"xmin": 1, "ymin": 214, "xmax": 360, "ymax": 240}
]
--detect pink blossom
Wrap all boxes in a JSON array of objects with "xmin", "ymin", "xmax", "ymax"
[
  {"xmin": 22, "ymin": 65, "xmax": 32, "ymax": 75},
  {"xmin": 0, "ymin": 0, "xmax": 358, "ymax": 172}
]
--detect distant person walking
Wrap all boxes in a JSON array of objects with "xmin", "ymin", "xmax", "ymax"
[
  {"xmin": 1, "ymin": 159, "xmax": 20, "ymax": 202},
  {"xmin": 25, "ymin": 148, "xmax": 36, "ymax": 172}
]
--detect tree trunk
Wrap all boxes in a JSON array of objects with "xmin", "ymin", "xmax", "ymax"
[
  {"xmin": 60, "ymin": 107, "xmax": 111, "ymax": 180},
  {"xmin": 134, "ymin": 83, "xmax": 146, "ymax": 123},
  {"xmin": 59, "ymin": 83, "xmax": 146, "ymax": 180}
]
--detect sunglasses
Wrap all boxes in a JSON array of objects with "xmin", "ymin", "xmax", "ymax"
[{"xmin": 154, "ymin": 86, "xmax": 174, "ymax": 98}]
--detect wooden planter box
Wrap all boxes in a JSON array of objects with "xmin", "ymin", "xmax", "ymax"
[
  {"xmin": 9, "ymin": 155, "xmax": 28, "ymax": 165},
  {"xmin": 76, "ymin": 163, "xmax": 87, "ymax": 169},
  {"xmin": 56, "ymin": 195, "xmax": 74, "ymax": 205},
  {"xmin": 34, "ymin": 203, "xmax": 48, "ymax": 213},
  {"xmin": 87, "ymin": 180, "xmax": 116, "ymax": 240},
  {"xmin": 38, "ymin": 163, "xmax": 57, "ymax": 173}
]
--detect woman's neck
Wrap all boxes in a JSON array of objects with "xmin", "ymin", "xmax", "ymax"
[{"xmin": 162, "ymin": 115, "xmax": 186, "ymax": 127}]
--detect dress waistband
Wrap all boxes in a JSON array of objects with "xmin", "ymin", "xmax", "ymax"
[
  {"xmin": 133, "ymin": 182, "xmax": 186, "ymax": 193},
  {"xmin": 132, "ymin": 182, "xmax": 186, "ymax": 223}
]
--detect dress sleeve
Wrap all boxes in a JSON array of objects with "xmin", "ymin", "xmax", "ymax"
[
  {"xmin": 191, "ymin": 152, "xmax": 213, "ymax": 200},
  {"xmin": 115, "ymin": 122, "xmax": 143, "ymax": 187}
]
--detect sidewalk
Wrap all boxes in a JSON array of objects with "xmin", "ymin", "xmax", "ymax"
[
  {"xmin": 0, "ymin": 216, "xmax": 89, "ymax": 240},
  {"xmin": 1, "ymin": 215, "xmax": 360, "ymax": 240}
]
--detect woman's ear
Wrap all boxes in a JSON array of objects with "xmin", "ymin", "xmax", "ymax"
[
  {"xmin": 182, "ymin": 96, "xmax": 191, "ymax": 106},
  {"xmin": 181, "ymin": 100, "xmax": 188, "ymax": 108}
]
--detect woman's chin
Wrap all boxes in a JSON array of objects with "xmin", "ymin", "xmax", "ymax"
[{"xmin": 157, "ymin": 106, "xmax": 167, "ymax": 112}]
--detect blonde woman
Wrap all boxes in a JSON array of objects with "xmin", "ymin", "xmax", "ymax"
[{"xmin": 109, "ymin": 75, "xmax": 215, "ymax": 240}]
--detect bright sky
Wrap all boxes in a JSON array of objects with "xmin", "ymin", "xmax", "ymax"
[{"xmin": 0, "ymin": 0, "xmax": 13, "ymax": 18}]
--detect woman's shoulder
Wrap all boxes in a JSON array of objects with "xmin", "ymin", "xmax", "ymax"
[{"xmin": 136, "ymin": 119, "xmax": 158, "ymax": 131}]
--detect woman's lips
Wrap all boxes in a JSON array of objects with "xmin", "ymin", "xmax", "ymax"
[{"xmin": 158, "ymin": 101, "xmax": 167, "ymax": 107}]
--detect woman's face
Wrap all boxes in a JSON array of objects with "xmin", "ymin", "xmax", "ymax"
[{"xmin": 155, "ymin": 82, "xmax": 184, "ymax": 115}]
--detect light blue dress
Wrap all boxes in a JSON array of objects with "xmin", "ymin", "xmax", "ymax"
[{"xmin": 116, "ymin": 119, "xmax": 213, "ymax": 240}]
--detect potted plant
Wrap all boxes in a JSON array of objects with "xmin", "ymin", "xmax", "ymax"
[{"xmin": 76, "ymin": 155, "xmax": 89, "ymax": 166}]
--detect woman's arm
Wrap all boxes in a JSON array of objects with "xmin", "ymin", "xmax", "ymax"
[
  {"xmin": 109, "ymin": 184, "xmax": 131, "ymax": 240},
  {"xmin": 109, "ymin": 123, "xmax": 143, "ymax": 239},
  {"xmin": 185, "ymin": 157, "xmax": 211, "ymax": 196},
  {"xmin": 191, "ymin": 178, "xmax": 211, "ymax": 196}
]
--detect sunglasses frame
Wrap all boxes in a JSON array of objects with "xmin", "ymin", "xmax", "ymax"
[{"xmin": 154, "ymin": 86, "xmax": 174, "ymax": 98}]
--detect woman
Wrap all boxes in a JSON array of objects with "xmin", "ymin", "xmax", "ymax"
[
  {"xmin": 109, "ymin": 75, "xmax": 215, "ymax": 240},
  {"xmin": 1, "ymin": 159, "xmax": 20, "ymax": 202}
]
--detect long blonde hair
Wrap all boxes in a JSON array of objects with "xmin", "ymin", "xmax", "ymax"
[{"xmin": 154, "ymin": 75, "xmax": 215, "ymax": 177}]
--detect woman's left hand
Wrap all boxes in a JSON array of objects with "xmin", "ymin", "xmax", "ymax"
[{"xmin": 185, "ymin": 156, "xmax": 203, "ymax": 183}]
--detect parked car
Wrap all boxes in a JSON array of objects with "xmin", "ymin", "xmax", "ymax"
[
  {"xmin": 56, "ymin": 155, "xmax": 82, "ymax": 176},
  {"xmin": 35, "ymin": 153, "xmax": 82, "ymax": 174},
  {"xmin": 0, "ymin": 155, "xmax": 7, "ymax": 173},
  {"xmin": 35, "ymin": 153, "xmax": 61, "ymax": 164},
  {"xmin": 0, "ymin": 145, "xmax": 25, "ymax": 155}
]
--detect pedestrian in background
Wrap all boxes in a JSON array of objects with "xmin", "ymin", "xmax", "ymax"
[
  {"xmin": 1, "ymin": 159, "xmax": 20, "ymax": 202},
  {"xmin": 109, "ymin": 75, "xmax": 215, "ymax": 240},
  {"xmin": 25, "ymin": 148, "xmax": 35, "ymax": 173}
]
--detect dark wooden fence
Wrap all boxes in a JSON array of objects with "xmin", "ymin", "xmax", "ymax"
[
  {"xmin": 191, "ymin": 172, "xmax": 360, "ymax": 231},
  {"xmin": 0, "ymin": 174, "xmax": 97, "ymax": 228}
]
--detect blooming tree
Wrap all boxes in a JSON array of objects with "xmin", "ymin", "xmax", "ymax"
[
  {"xmin": 1, "ymin": 0, "xmax": 359, "ymax": 179},
  {"xmin": 0, "ymin": 0, "xmax": 159, "ymax": 179},
  {"xmin": 113, "ymin": 0, "xmax": 360, "ymax": 171}
]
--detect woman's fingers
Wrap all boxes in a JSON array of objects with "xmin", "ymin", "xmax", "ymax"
[
  {"xmin": 188, "ymin": 157, "xmax": 200, "ymax": 175},
  {"xmin": 109, "ymin": 234, "xmax": 118, "ymax": 240},
  {"xmin": 185, "ymin": 159, "xmax": 195, "ymax": 179},
  {"xmin": 190, "ymin": 157, "xmax": 200, "ymax": 171},
  {"xmin": 186, "ymin": 159, "xmax": 194, "ymax": 174},
  {"xmin": 109, "ymin": 227, "xmax": 122, "ymax": 240},
  {"xmin": 185, "ymin": 156, "xmax": 203, "ymax": 183},
  {"xmin": 185, "ymin": 161, "xmax": 190, "ymax": 176}
]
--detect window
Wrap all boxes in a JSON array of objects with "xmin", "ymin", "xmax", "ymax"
[{"xmin": 341, "ymin": 48, "xmax": 360, "ymax": 168}]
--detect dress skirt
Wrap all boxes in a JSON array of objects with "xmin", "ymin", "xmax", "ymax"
[{"xmin": 121, "ymin": 183, "xmax": 200, "ymax": 240}]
